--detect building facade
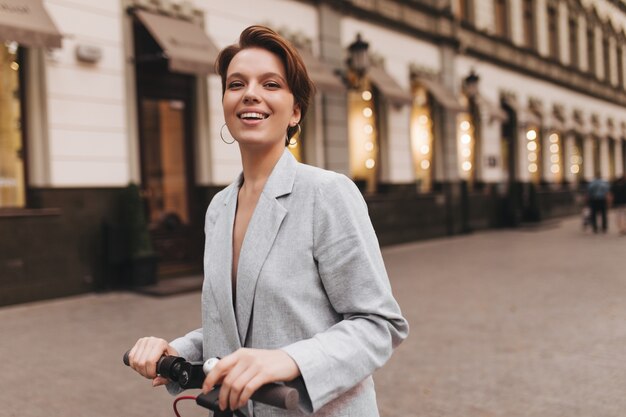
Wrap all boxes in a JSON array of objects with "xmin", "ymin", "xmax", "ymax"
[{"xmin": 1, "ymin": 0, "xmax": 625, "ymax": 306}]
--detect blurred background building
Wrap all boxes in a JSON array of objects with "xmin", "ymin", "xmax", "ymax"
[{"xmin": 1, "ymin": 0, "xmax": 625, "ymax": 306}]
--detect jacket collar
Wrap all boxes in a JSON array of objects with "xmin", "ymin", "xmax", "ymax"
[{"xmin": 222, "ymin": 149, "xmax": 297, "ymax": 205}]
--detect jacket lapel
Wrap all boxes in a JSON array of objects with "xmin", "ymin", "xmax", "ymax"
[
  {"xmin": 235, "ymin": 150, "xmax": 297, "ymax": 345},
  {"xmin": 206, "ymin": 177, "xmax": 242, "ymax": 352}
]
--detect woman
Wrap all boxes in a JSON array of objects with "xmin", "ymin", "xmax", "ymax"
[{"xmin": 127, "ymin": 25, "xmax": 408, "ymax": 416}]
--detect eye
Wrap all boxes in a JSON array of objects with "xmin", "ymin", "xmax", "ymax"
[
  {"xmin": 227, "ymin": 81, "xmax": 244, "ymax": 89},
  {"xmin": 264, "ymin": 81, "xmax": 280, "ymax": 89}
]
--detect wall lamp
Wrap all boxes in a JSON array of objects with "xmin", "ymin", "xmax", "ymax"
[
  {"xmin": 463, "ymin": 69, "xmax": 480, "ymax": 98},
  {"xmin": 347, "ymin": 33, "xmax": 370, "ymax": 76}
]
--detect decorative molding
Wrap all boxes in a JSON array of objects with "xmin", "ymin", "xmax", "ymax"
[
  {"xmin": 572, "ymin": 108, "xmax": 585, "ymax": 125},
  {"xmin": 333, "ymin": 0, "xmax": 626, "ymax": 107},
  {"xmin": 553, "ymin": 104, "xmax": 566, "ymax": 122},
  {"xmin": 528, "ymin": 97, "xmax": 544, "ymax": 115},
  {"xmin": 591, "ymin": 113, "xmax": 600, "ymax": 127},
  {"xmin": 409, "ymin": 63, "xmax": 439, "ymax": 78}
]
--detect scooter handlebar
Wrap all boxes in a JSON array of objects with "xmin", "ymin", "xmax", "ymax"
[{"xmin": 123, "ymin": 350, "xmax": 300, "ymax": 411}]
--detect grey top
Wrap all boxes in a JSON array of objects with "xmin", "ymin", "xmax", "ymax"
[{"xmin": 170, "ymin": 150, "xmax": 409, "ymax": 416}]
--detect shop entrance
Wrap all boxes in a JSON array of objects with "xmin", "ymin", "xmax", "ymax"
[{"xmin": 133, "ymin": 18, "xmax": 202, "ymax": 277}]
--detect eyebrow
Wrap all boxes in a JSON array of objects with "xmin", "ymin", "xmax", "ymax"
[{"xmin": 226, "ymin": 72, "xmax": 287, "ymax": 83}]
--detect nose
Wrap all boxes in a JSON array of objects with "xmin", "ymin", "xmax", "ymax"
[{"xmin": 242, "ymin": 84, "xmax": 260, "ymax": 104}]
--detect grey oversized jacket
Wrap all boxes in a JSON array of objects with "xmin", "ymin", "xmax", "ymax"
[{"xmin": 170, "ymin": 150, "xmax": 409, "ymax": 416}]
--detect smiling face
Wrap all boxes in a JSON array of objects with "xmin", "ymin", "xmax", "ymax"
[{"xmin": 223, "ymin": 47, "xmax": 301, "ymax": 150}]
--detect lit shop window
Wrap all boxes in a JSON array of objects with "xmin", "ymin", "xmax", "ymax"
[
  {"xmin": 592, "ymin": 137, "xmax": 600, "ymax": 175},
  {"xmin": 410, "ymin": 86, "xmax": 433, "ymax": 193},
  {"xmin": 608, "ymin": 138, "xmax": 616, "ymax": 179},
  {"xmin": 569, "ymin": 136, "xmax": 584, "ymax": 180},
  {"xmin": 457, "ymin": 113, "xmax": 475, "ymax": 180},
  {"xmin": 548, "ymin": 132, "xmax": 563, "ymax": 182},
  {"xmin": 526, "ymin": 127, "xmax": 542, "ymax": 183},
  {"xmin": 348, "ymin": 83, "xmax": 378, "ymax": 193},
  {"xmin": 0, "ymin": 42, "xmax": 25, "ymax": 208}
]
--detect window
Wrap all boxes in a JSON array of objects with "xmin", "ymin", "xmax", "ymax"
[
  {"xmin": 523, "ymin": 0, "xmax": 536, "ymax": 49},
  {"xmin": 587, "ymin": 26, "xmax": 596, "ymax": 75},
  {"xmin": 459, "ymin": 0, "xmax": 473, "ymax": 23},
  {"xmin": 494, "ymin": 0, "xmax": 508, "ymax": 38},
  {"xmin": 525, "ymin": 127, "xmax": 542, "ymax": 184},
  {"xmin": 592, "ymin": 136, "xmax": 600, "ymax": 174},
  {"xmin": 602, "ymin": 35, "xmax": 611, "ymax": 82},
  {"xmin": 457, "ymin": 109, "xmax": 476, "ymax": 183},
  {"xmin": 547, "ymin": 132, "xmax": 563, "ymax": 182},
  {"xmin": 348, "ymin": 80, "xmax": 379, "ymax": 193},
  {"xmin": 0, "ymin": 42, "xmax": 26, "ymax": 208},
  {"xmin": 570, "ymin": 134, "xmax": 584, "ymax": 182},
  {"xmin": 569, "ymin": 15, "xmax": 579, "ymax": 68},
  {"xmin": 548, "ymin": 5, "xmax": 559, "ymax": 59},
  {"xmin": 617, "ymin": 45, "xmax": 624, "ymax": 88},
  {"xmin": 411, "ymin": 85, "xmax": 434, "ymax": 193}
]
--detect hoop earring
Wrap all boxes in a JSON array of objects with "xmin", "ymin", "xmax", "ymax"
[
  {"xmin": 220, "ymin": 123, "xmax": 235, "ymax": 144},
  {"xmin": 288, "ymin": 123, "xmax": 301, "ymax": 146}
]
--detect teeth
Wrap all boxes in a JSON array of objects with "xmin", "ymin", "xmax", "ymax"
[{"xmin": 240, "ymin": 112, "xmax": 266, "ymax": 120}]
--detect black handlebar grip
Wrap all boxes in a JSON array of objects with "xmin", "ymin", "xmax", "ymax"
[
  {"xmin": 123, "ymin": 350, "xmax": 131, "ymax": 366},
  {"xmin": 250, "ymin": 383, "xmax": 300, "ymax": 410}
]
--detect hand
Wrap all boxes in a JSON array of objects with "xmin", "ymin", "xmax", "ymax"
[
  {"xmin": 202, "ymin": 348, "xmax": 300, "ymax": 411},
  {"xmin": 127, "ymin": 336, "xmax": 179, "ymax": 387}
]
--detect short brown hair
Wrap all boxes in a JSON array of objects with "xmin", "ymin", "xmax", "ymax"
[{"xmin": 216, "ymin": 25, "xmax": 316, "ymax": 143}]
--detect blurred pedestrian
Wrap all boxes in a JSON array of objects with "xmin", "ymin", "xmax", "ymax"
[
  {"xmin": 612, "ymin": 174, "xmax": 626, "ymax": 234},
  {"xmin": 587, "ymin": 173, "xmax": 611, "ymax": 233}
]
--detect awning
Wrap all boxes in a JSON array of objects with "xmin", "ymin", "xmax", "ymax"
[
  {"xmin": 298, "ymin": 49, "xmax": 345, "ymax": 93},
  {"xmin": 476, "ymin": 95, "xmax": 508, "ymax": 123},
  {"xmin": 415, "ymin": 76, "xmax": 465, "ymax": 112},
  {"xmin": 134, "ymin": 9, "xmax": 219, "ymax": 75},
  {"xmin": 0, "ymin": 0, "xmax": 62, "ymax": 48},
  {"xmin": 502, "ymin": 96, "xmax": 541, "ymax": 126},
  {"xmin": 368, "ymin": 66, "xmax": 412, "ymax": 106}
]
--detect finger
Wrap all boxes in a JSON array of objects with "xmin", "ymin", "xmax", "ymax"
[
  {"xmin": 152, "ymin": 376, "xmax": 168, "ymax": 387},
  {"xmin": 238, "ymin": 374, "xmax": 266, "ymax": 409},
  {"xmin": 136, "ymin": 338, "xmax": 154, "ymax": 378},
  {"xmin": 229, "ymin": 366, "xmax": 261, "ymax": 410},
  {"xmin": 202, "ymin": 356, "xmax": 235, "ymax": 393},
  {"xmin": 132, "ymin": 337, "xmax": 149, "ymax": 376},
  {"xmin": 220, "ymin": 361, "xmax": 248, "ymax": 410},
  {"xmin": 146, "ymin": 340, "xmax": 166, "ymax": 379},
  {"xmin": 135, "ymin": 337, "xmax": 167, "ymax": 379}
]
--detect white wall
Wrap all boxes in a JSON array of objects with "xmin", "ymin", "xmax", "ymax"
[
  {"xmin": 474, "ymin": 0, "xmax": 495, "ymax": 33},
  {"xmin": 43, "ymin": 0, "xmax": 128, "ymax": 186},
  {"xmin": 510, "ymin": 0, "xmax": 524, "ymax": 45}
]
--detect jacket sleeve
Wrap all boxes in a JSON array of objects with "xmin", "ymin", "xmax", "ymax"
[
  {"xmin": 281, "ymin": 173, "xmax": 409, "ymax": 413},
  {"xmin": 166, "ymin": 327, "xmax": 203, "ymax": 396}
]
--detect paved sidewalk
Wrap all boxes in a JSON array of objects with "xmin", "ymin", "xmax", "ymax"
[{"xmin": 1, "ymin": 213, "xmax": 625, "ymax": 417}]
